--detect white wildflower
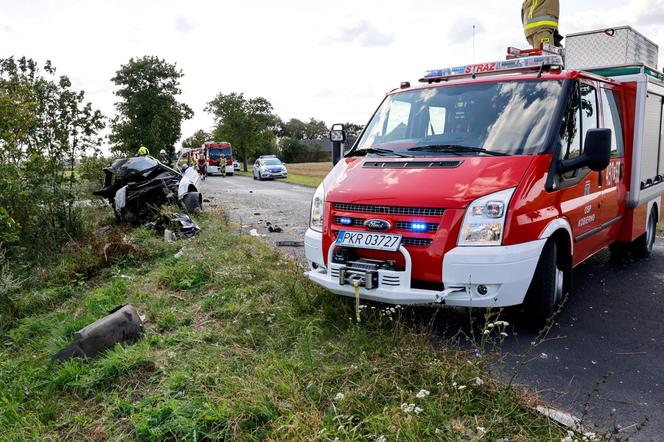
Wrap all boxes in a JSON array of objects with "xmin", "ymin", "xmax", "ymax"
[
  {"xmin": 474, "ymin": 377, "xmax": 484, "ymax": 386},
  {"xmin": 477, "ymin": 426, "xmax": 486, "ymax": 434},
  {"xmin": 483, "ymin": 330, "xmax": 491, "ymax": 335},
  {"xmin": 457, "ymin": 385, "xmax": 466, "ymax": 391},
  {"xmin": 334, "ymin": 392, "xmax": 345, "ymax": 401},
  {"xmin": 500, "ymin": 332, "xmax": 508, "ymax": 337},
  {"xmin": 376, "ymin": 436, "xmax": 387, "ymax": 442},
  {"xmin": 495, "ymin": 320, "xmax": 510, "ymax": 326},
  {"xmin": 414, "ymin": 406, "xmax": 423, "ymax": 415},
  {"xmin": 350, "ymin": 364, "xmax": 358, "ymax": 370},
  {"xmin": 487, "ymin": 322, "xmax": 495, "ymax": 328},
  {"xmin": 416, "ymin": 389, "xmax": 430, "ymax": 399}
]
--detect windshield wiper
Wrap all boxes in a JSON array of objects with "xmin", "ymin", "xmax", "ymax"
[
  {"xmin": 347, "ymin": 147, "xmax": 413, "ymax": 158},
  {"xmin": 408, "ymin": 144, "xmax": 509, "ymax": 157}
]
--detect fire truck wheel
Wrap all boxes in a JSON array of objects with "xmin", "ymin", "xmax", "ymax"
[
  {"xmin": 183, "ymin": 192, "xmax": 202, "ymax": 214},
  {"xmin": 631, "ymin": 207, "xmax": 657, "ymax": 258},
  {"xmin": 524, "ymin": 240, "xmax": 564, "ymax": 326}
]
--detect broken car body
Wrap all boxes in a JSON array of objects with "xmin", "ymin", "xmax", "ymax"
[{"xmin": 94, "ymin": 156, "xmax": 203, "ymax": 222}]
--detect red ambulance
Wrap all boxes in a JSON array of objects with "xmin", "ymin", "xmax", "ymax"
[{"xmin": 305, "ymin": 48, "xmax": 664, "ymax": 321}]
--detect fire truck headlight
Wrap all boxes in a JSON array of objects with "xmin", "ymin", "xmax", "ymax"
[
  {"xmin": 458, "ymin": 188, "xmax": 515, "ymax": 247},
  {"xmin": 309, "ymin": 183, "xmax": 326, "ymax": 232}
]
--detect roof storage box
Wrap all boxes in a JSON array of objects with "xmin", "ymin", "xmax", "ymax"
[{"xmin": 566, "ymin": 26, "xmax": 658, "ymax": 70}]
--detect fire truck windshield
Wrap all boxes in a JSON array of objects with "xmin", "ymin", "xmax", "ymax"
[
  {"xmin": 208, "ymin": 147, "xmax": 231, "ymax": 159},
  {"xmin": 354, "ymin": 80, "xmax": 563, "ymax": 157}
]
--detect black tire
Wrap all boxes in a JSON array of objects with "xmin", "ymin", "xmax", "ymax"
[
  {"xmin": 524, "ymin": 240, "xmax": 565, "ymax": 326},
  {"xmin": 182, "ymin": 192, "xmax": 202, "ymax": 214},
  {"xmin": 258, "ymin": 172, "xmax": 263, "ymax": 181},
  {"xmin": 253, "ymin": 173, "xmax": 257, "ymax": 180},
  {"xmin": 631, "ymin": 207, "xmax": 657, "ymax": 258}
]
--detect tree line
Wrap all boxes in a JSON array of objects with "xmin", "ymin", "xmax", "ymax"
[{"xmin": 106, "ymin": 56, "xmax": 363, "ymax": 170}]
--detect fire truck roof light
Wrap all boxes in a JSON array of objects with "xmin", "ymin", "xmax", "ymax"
[{"xmin": 420, "ymin": 54, "xmax": 564, "ymax": 82}]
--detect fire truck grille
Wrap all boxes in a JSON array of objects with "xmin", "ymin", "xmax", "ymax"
[
  {"xmin": 401, "ymin": 238, "xmax": 433, "ymax": 247},
  {"xmin": 333, "ymin": 203, "xmax": 444, "ymax": 217},
  {"xmin": 333, "ymin": 216, "xmax": 439, "ymax": 232}
]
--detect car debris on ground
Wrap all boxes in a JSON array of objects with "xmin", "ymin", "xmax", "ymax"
[
  {"xmin": 52, "ymin": 305, "xmax": 144, "ymax": 361},
  {"xmin": 94, "ymin": 156, "xmax": 203, "ymax": 223},
  {"xmin": 147, "ymin": 212, "xmax": 201, "ymax": 240}
]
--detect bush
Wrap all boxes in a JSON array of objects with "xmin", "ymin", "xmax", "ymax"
[{"xmin": 0, "ymin": 57, "xmax": 105, "ymax": 262}]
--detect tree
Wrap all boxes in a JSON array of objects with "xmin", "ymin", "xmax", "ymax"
[
  {"xmin": 280, "ymin": 117, "xmax": 329, "ymax": 140},
  {"xmin": 279, "ymin": 137, "xmax": 307, "ymax": 163},
  {"xmin": 110, "ymin": 56, "xmax": 193, "ymax": 156},
  {"xmin": 304, "ymin": 118, "xmax": 328, "ymax": 140},
  {"xmin": 205, "ymin": 92, "xmax": 277, "ymax": 171},
  {"xmin": 0, "ymin": 57, "xmax": 104, "ymax": 258},
  {"xmin": 343, "ymin": 122, "xmax": 365, "ymax": 139},
  {"xmin": 181, "ymin": 129, "xmax": 209, "ymax": 148}
]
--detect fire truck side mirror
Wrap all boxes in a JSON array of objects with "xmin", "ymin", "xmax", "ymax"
[
  {"xmin": 559, "ymin": 128, "xmax": 612, "ymax": 174},
  {"xmin": 330, "ymin": 123, "xmax": 346, "ymax": 165}
]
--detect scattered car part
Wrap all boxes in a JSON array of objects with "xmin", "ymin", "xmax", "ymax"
[
  {"xmin": 276, "ymin": 240, "xmax": 304, "ymax": 247},
  {"xmin": 52, "ymin": 305, "xmax": 144, "ymax": 361}
]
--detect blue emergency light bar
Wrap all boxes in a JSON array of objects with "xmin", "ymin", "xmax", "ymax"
[{"xmin": 420, "ymin": 54, "xmax": 564, "ymax": 83}]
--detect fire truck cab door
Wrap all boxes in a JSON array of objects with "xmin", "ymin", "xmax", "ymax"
[
  {"xmin": 597, "ymin": 86, "xmax": 627, "ymax": 239},
  {"xmin": 557, "ymin": 81, "xmax": 605, "ymax": 261}
]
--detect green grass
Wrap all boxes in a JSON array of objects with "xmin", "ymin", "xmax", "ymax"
[
  {"xmin": 0, "ymin": 212, "xmax": 569, "ymax": 441},
  {"xmin": 236, "ymin": 170, "xmax": 323, "ymax": 188}
]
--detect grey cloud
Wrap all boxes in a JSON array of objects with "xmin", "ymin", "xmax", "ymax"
[
  {"xmin": 174, "ymin": 16, "xmax": 196, "ymax": 35},
  {"xmin": 334, "ymin": 21, "xmax": 394, "ymax": 47},
  {"xmin": 447, "ymin": 17, "xmax": 484, "ymax": 45}
]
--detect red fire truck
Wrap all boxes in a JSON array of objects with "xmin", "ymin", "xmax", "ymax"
[
  {"xmin": 204, "ymin": 141, "xmax": 234, "ymax": 176},
  {"xmin": 305, "ymin": 30, "xmax": 664, "ymax": 322}
]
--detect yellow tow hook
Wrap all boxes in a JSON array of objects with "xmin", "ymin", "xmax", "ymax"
[{"xmin": 354, "ymin": 279, "xmax": 361, "ymax": 323}]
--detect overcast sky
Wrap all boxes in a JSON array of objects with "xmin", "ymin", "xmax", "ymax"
[{"xmin": 1, "ymin": 0, "xmax": 663, "ymax": 150}]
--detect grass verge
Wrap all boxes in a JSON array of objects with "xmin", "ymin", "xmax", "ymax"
[
  {"xmin": 0, "ymin": 211, "xmax": 568, "ymax": 440},
  {"xmin": 236, "ymin": 170, "xmax": 323, "ymax": 188}
]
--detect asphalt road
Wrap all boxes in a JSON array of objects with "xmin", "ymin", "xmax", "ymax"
[
  {"xmin": 202, "ymin": 175, "xmax": 663, "ymax": 440},
  {"xmin": 201, "ymin": 174, "xmax": 313, "ymax": 264}
]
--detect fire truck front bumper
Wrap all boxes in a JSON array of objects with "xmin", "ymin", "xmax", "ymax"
[{"xmin": 304, "ymin": 228, "xmax": 545, "ymax": 307}]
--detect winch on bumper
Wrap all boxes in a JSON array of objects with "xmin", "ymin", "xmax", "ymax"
[{"xmin": 304, "ymin": 228, "xmax": 546, "ymax": 307}]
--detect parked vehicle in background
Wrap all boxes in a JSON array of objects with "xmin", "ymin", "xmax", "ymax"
[
  {"xmin": 233, "ymin": 161, "xmax": 240, "ymax": 171},
  {"xmin": 304, "ymin": 30, "xmax": 664, "ymax": 323},
  {"xmin": 253, "ymin": 155, "xmax": 288, "ymax": 180},
  {"xmin": 204, "ymin": 141, "xmax": 234, "ymax": 176}
]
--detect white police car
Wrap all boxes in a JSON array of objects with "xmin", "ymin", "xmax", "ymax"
[{"xmin": 252, "ymin": 155, "xmax": 288, "ymax": 180}]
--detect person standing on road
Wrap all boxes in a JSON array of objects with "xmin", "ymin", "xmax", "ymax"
[{"xmin": 522, "ymin": 0, "xmax": 560, "ymax": 49}]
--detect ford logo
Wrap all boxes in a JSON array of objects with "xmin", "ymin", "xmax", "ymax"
[{"xmin": 364, "ymin": 219, "xmax": 391, "ymax": 231}]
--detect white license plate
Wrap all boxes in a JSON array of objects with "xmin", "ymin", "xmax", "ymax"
[{"xmin": 336, "ymin": 231, "xmax": 402, "ymax": 252}]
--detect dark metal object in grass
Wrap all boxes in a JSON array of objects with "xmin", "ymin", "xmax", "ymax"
[
  {"xmin": 52, "ymin": 305, "xmax": 144, "ymax": 361},
  {"xmin": 276, "ymin": 240, "xmax": 304, "ymax": 247},
  {"xmin": 147, "ymin": 212, "xmax": 201, "ymax": 239}
]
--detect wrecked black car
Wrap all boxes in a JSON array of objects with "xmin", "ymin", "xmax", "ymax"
[{"xmin": 94, "ymin": 156, "xmax": 203, "ymax": 222}]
